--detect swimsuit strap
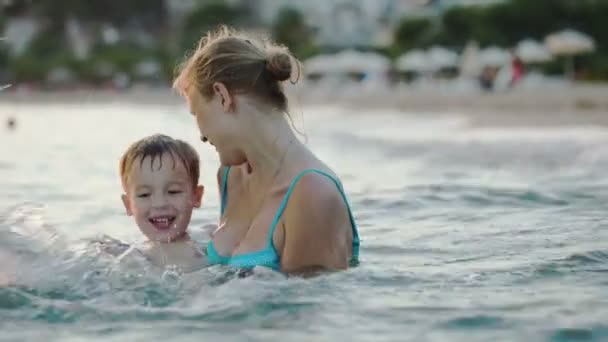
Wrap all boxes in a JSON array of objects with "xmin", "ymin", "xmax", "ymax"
[
  {"xmin": 266, "ymin": 169, "xmax": 360, "ymax": 250},
  {"xmin": 219, "ymin": 166, "xmax": 231, "ymax": 216}
]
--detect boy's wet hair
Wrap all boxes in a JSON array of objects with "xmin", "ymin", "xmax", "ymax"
[{"xmin": 119, "ymin": 134, "xmax": 200, "ymax": 190}]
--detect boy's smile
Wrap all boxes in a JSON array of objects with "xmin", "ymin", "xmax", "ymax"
[
  {"xmin": 149, "ymin": 215, "xmax": 176, "ymax": 230},
  {"xmin": 121, "ymin": 152, "xmax": 203, "ymax": 242}
]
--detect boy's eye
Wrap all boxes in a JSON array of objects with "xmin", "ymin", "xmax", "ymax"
[
  {"xmin": 137, "ymin": 193, "xmax": 150, "ymax": 198},
  {"xmin": 168, "ymin": 189, "xmax": 183, "ymax": 195}
]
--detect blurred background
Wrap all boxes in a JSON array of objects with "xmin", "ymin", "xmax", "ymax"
[
  {"xmin": 0, "ymin": 0, "xmax": 606, "ymax": 109},
  {"xmin": 2, "ymin": 2, "xmax": 608, "ymax": 341}
]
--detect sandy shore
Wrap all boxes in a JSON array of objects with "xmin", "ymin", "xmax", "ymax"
[
  {"xmin": 1, "ymin": 82, "xmax": 607, "ymax": 127},
  {"xmin": 297, "ymin": 82, "xmax": 608, "ymax": 124}
]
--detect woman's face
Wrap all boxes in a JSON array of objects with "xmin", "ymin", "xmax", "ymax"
[{"xmin": 186, "ymin": 86, "xmax": 247, "ymax": 166}]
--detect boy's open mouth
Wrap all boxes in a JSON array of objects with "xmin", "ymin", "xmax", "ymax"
[{"xmin": 149, "ymin": 216, "xmax": 176, "ymax": 230}]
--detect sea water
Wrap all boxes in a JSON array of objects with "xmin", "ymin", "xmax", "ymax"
[{"xmin": 1, "ymin": 98, "xmax": 607, "ymax": 341}]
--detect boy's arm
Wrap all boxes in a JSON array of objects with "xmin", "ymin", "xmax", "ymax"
[{"xmin": 90, "ymin": 234, "xmax": 131, "ymax": 256}]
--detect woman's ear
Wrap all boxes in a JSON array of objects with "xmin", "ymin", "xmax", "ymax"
[{"xmin": 213, "ymin": 82, "xmax": 232, "ymax": 112}]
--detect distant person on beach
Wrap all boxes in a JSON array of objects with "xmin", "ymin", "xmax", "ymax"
[
  {"xmin": 6, "ymin": 117, "xmax": 16, "ymax": 130},
  {"xmin": 172, "ymin": 25, "xmax": 360, "ymax": 275},
  {"xmin": 480, "ymin": 66, "xmax": 496, "ymax": 92},
  {"xmin": 509, "ymin": 50, "xmax": 525, "ymax": 88}
]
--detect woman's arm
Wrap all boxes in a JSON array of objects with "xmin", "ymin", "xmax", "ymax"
[{"xmin": 280, "ymin": 173, "xmax": 353, "ymax": 275}]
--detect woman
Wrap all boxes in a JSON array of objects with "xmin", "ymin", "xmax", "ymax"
[{"xmin": 173, "ymin": 26, "xmax": 359, "ymax": 275}]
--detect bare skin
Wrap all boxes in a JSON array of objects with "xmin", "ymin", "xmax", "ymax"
[{"xmin": 185, "ymin": 84, "xmax": 355, "ymax": 275}]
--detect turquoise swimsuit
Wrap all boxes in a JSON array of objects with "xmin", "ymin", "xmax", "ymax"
[{"xmin": 206, "ymin": 167, "xmax": 360, "ymax": 271}]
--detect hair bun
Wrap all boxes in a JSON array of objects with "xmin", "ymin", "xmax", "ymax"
[{"xmin": 266, "ymin": 51, "xmax": 292, "ymax": 82}]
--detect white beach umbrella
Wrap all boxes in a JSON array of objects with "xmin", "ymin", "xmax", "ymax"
[
  {"xmin": 545, "ymin": 29, "xmax": 595, "ymax": 56},
  {"xmin": 460, "ymin": 41, "xmax": 481, "ymax": 77},
  {"xmin": 304, "ymin": 54, "xmax": 334, "ymax": 74},
  {"xmin": 427, "ymin": 46, "xmax": 459, "ymax": 70},
  {"xmin": 362, "ymin": 52, "xmax": 391, "ymax": 73},
  {"xmin": 332, "ymin": 50, "xmax": 359, "ymax": 73},
  {"xmin": 516, "ymin": 39, "xmax": 553, "ymax": 63},
  {"xmin": 396, "ymin": 50, "xmax": 430, "ymax": 72},
  {"xmin": 479, "ymin": 46, "xmax": 510, "ymax": 67},
  {"xmin": 544, "ymin": 29, "xmax": 596, "ymax": 79},
  {"xmin": 334, "ymin": 50, "xmax": 390, "ymax": 74},
  {"xmin": 305, "ymin": 50, "xmax": 390, "ymax": 77}
]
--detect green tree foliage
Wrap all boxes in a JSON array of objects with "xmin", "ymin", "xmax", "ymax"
[
  {"xmin": 396, "ymin": 0, "xmax": 608, "ymax": 51},
  {"xmin": 393, "ymin": 0, "xmax": 608, "ymax": 79},
  {"xmin": 271, "ymin": 7, "xmax": 319, "ymax": 60},
  {"xmin": 8, "ymin": 29, "xmax": 71, "ymax": 82},
  {"xmin": 181, "ymin": 1, "xmax": 249, "ymax": 52},
  {"xmin": 30, "ymin": 0, "xmax": 166, "ymax": 30},
  {"xmin": 394, "ymin": 17, "xmax": 435, "ymax": 51}
]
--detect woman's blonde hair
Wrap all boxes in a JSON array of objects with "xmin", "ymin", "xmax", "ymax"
[{"xmin": 173, "ymin": 25, "xmax": 301, "ymax": 112}]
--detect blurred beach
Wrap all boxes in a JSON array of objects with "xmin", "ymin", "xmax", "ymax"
[
  {"xmin": 2, "ymin": 0, "xmax": 608, "ymax": 128},
  {"xmin": 3, "ymin": 81, "xmax": 608, "ymax": 127}
]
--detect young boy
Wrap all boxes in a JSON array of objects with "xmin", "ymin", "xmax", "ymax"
[{"xmin": 116, "ymin": 134, "xmax": 206, "ymax": 272}]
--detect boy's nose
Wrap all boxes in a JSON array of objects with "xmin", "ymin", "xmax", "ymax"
[{"xmin": 151, "ymin": 194, "xmax": 169, "ymax": 208}]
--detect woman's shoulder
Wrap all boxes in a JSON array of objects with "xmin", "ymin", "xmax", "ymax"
[
  {"xmin": 289, "ymin": 164, "xmax": 344, "ymax": 192},
  {"xmin": 279, "ymin": 168, "xmax": 354, "ymax": 272},
  {"xmin": 293, "ymin": 166, "xmax": 339, "ymax": 188},
  {"xmin": 297, "ymin": 169, "xmax": 344, "ymax": 198},
  {"xmin": 284, "ymin": 168, "xmax": 350, "ymax": 222}
]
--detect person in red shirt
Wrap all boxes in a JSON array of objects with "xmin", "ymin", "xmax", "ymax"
[{"xmin": 510, "ymin": 50, "xmax": 525, "ymax": 88}]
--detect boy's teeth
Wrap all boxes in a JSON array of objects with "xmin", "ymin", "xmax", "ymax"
[{"xmin": 150, "ymin": 217, "xmax": 175, "ymax": 230}]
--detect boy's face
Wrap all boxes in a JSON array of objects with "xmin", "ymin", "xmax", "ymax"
[{"xmin": 121, "ymin": 152, "xmax": 204, "ymax": 243}]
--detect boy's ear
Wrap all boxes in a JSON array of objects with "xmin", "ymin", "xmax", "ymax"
[
  {"xmin": 121, "ymin": 194, "xmax": 133, "ymax": 216},
  {"xmin": 193, "ymin": 185, "xmax": 204, "ymax": 208}
]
